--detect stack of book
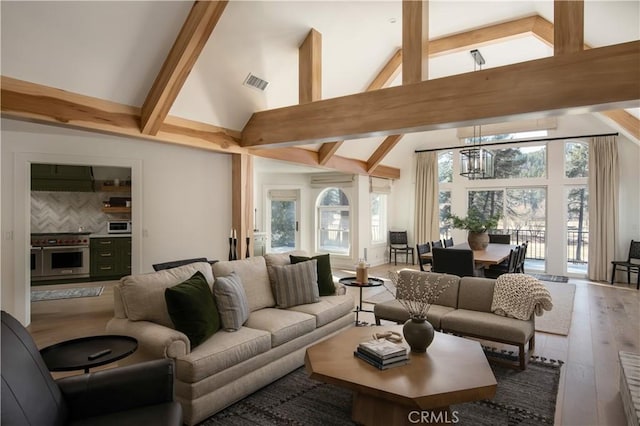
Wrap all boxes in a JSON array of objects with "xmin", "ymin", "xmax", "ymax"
[{"xmin": 355, "ymin": 339, "xmax": 409, "ymax": 370}]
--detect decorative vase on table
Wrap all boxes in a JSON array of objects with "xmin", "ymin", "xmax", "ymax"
[
  {"xmin": 467, "ymin": 231, "xmax": 489, "ymax": 250},
  {"xmin": 402, "ymin": 316, "xmax": 435, "ymax": 353}
]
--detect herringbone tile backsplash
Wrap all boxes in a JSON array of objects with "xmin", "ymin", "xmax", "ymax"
[{"xmin": 31, "ymin": 191, "xmax": 128, "ymax": 234}]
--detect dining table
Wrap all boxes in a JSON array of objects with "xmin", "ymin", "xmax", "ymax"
[{"xmin": 420, "ymin": 242, "xmax": 517, "ymax": 268}]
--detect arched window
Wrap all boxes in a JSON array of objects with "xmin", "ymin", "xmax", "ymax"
[{"xmin": 317, "ymin": 188, "xmax": 350, "ymax": 255}]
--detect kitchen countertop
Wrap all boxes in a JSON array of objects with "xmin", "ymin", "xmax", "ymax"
[{"xmin": 90, "ymin": 233, "xmax": 132, "ymax": 238}]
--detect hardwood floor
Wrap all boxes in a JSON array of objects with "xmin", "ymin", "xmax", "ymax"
[{"xmin": 27, "ymin": 265, "xmax": 639, "ymax": 425}]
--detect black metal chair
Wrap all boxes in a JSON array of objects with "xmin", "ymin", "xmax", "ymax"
[
  {"xmin": 489, "ymin": 234, "xmax": 511, "ymax": 244},
  {"xmin": 431, "ymin": 248, "xmax": 483, "ymax": 277},
  {"xmin": 431, "ymin": 240, "xmax": 443, "ymax": 249},
  {"xmin": 0, "ymin": 311, "xmax": 182, "ymax": 426},
  {"xmin": 484, "ymin": 246, "xmax": 520, "ymax": 279},
  {"xmin": 389, "ymin": 231, "xmax": 414, "ymax": 265},
  {"xmin": 610, "ymin": 240, "xmax": 640, "ymax": 289},
  {"xmin": 416, "ymin": 243, "xmax": 432, "ymax": 272},
  {"xmin": 515, "ymin": 241, "xmax": 528, "ymax": 273},
  {"xmin": 443, "ymin": 237, "xmax": 454, "ymax": 247}
]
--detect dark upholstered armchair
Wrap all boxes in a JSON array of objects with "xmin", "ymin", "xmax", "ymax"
[{"xmin": 1, "ymin": 311, "xmax": 182, "ymax": 426}]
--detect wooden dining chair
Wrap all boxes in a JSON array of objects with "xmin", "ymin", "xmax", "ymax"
[
  {"xmin": 610, "ymin": 240, "xmax": 640, "ymax": 289},
  {"xmin": 415, "ymin": 243, "xmax": 432, "ymax": 272},
  {"xmin": 389, "ymin": 231, "xmax": 414, "ymax": 265}
]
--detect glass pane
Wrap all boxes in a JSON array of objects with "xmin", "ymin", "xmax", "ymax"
[
  {"xmin": 492, "ymin": 145, "xmax": 546, "ymax": 179},
  {"xmin": 319, "ymin": 208, "xmax": 350, "ymax": 254},
  {"xmin": 371, "ymin": 193, "xmax": 386, "ymax": 243},
  {"xmin": 439, "ymin": 191, "xmax": 451, "ymax": 239},
  {"xmin": 270, "ymin": 200, "xmax": 296, "ymax": 253},
  {"xmin": 565, "ymin": 142, "xmax": 589, "ymax": 178},
  {"xmin": 319, "ymin": 188, "xmax": 349, "ymax": 206},
  {"xmin": 467, "ymin": 190, "xmax": 504, "ymax": 226},
  {"xmin": 438, "ymin": 151, "xmax": 453, "ymax": 183},
  {"xmin": 567, "ymin": 186, "xmax": 589, "ymax": 274},
  {"xmin": 505, "ymin": 188, "xmax": 547, "ymax": 266}
]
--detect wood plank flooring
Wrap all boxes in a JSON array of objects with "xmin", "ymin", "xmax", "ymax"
[{"xmin": 27, "ymin": 265, "xmax": 640, "ymax": 425}]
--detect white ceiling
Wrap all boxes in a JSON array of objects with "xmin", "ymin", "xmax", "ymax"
[{"xmin": 1, "ymin": 1, "xmax": 639, "ymax": 172}]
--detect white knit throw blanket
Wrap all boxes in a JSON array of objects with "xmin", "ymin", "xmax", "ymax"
[{"xmin": 491, "ymin": 274, "xmax": 553, "ymax": 320}]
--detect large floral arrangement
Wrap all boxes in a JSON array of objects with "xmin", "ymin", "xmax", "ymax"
[{"xmin": 388, "ymin": 271, "xmax": 454, "ymax": 319}]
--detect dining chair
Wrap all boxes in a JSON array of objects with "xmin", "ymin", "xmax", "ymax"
[
  {"xmin": 484, "ymin": 246, "xmax": 520, "ymax": 279},
  {"xmin": 415, "ymin": 243, "xmax": 432, "ymax": 272},
  {"xmin": 489, "ymin": 234, "xmax": 511, "ymax": 244},
  {"xmin": 515, "ymin": 241, "xmax": 528, "ymax": 273},
  {"xmin": 431, "ymin": 248, "xmax": 483, "ymax": 277},
  {"xmin": 389, "ymin": 231, "xmax": 415, "ymax": 265},
  {"xmin": 431, "ymin": 240, "xmax": 443, "ymax": 249},
  {"xmin": 610, "ymin": 240, "xmax": 640, "ymax": 289},
  {"xmin": 443, "ymin": 237, "xmax": 454, "ymax": 248}
]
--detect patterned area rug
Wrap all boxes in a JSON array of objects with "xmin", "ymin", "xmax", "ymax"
[
  {"xmin": 201, "ymin": 358, "xmax": 561, "ymax": 425},
  {"xmin": 31, "ymin": 286, "xmax": 104, "ymax": 302}
]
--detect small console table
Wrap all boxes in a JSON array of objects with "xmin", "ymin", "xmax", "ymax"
[
  {"xmin": 40, "ymin": 335, "xmax": 138, "ymax": 373},
  {"xmin": 338, "ymin": 276, "xmax": 384, "ymax": 326}
]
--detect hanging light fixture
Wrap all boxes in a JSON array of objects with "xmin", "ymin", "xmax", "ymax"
[{"xmin": 460, "ymin": 49, "xmax": 494, "ymax": 180}]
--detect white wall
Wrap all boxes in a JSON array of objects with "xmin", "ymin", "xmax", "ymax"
[{"xmin": 1, "ymin": 118, "xmax": 232, "ymax": 324}]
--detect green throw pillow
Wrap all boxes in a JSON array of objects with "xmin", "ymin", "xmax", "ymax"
[
  {"xmin": 165, "ymin": 271, "xmax": 220, "ymax": 347},
  {"xmin": 290, "ymin": 254, "xmax": 335, "ymax": 296}
]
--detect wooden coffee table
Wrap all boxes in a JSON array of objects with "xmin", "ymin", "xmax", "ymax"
[{"xmin": 305, "ymin": 325, "xmax": 497, "ymax": 426}]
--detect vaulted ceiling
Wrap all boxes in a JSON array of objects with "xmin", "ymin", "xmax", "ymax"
[{"xmin": 1, "ymin": 1, "xmax": 639, "ymax": 177}]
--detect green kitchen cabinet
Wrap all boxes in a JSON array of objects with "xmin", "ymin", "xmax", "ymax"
[
  {"xmin": 31, "ymin": 164, "xmax": 94, "ymax": 192},
  {"xmin": 90, "ymin": 237, "xmax": 131, "ymax": 280}
]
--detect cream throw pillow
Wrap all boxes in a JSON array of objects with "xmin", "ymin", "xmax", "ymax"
[{"xmin": 272, "ymin": 260, "xmax": 319, "ymax": 308}]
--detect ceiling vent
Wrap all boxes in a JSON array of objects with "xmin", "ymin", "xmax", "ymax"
[{"xmin": 243, "ymin": 73, "xmax": 269, "ymax": 91}]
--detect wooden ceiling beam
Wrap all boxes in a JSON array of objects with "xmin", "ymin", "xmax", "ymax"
[
  {"xmin": 402, "ymin": 0, "xmax": 426, "ymax": 84},
  {"xmin": 554, "ymin": 0, "xmax": 583, "ymax": 55},
  {"xmin": 250, "ymin": 147, "xmax": 400, "ymax": 180},
  {"xmin": 140, "ymin": 1, "xmax": 228, "ymax": 136},
  {"xmin": 1, "ymin": 75, "xmax": 243, "ymax": 152},
  {"xmin": 241, "ymin": 41, "xmax": 640, "ymax": 147},
  {"xmin": 299, "ymin": 28, "xmax": 322, "ymax": 104},
  {"xmin": 367, "ymin": 135, "xmax": 403, "ymax": 173}
]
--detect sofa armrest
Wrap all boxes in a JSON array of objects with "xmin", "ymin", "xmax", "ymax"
[
  {"xmin": 106, "ymin": 317, "xmax": 190, "ymax": 358},
  {"xmin": 57, "ymin": 359, "xmax": 177, "ymax": 420}
]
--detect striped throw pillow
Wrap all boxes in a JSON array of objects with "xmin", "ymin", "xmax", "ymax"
[
  {"xmin": 272, "ymin": 259, "xmax": 319, "ymax": 308},
  {"xmin": 213, "ymin": 271, "xmax": 250, "ymax": 331}
]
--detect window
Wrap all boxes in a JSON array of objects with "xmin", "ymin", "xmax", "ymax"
[
  {"xmin": 317, "ymin": 188, "xmax": 350, "ymax": 255},
  {"xmin": 565, "ymin": 141, "xmax": 588, "ymax": 178},
  {"xmin": 439, "ymin": 190, "xmax": 451, "ymax": 239},
  {"xmin": 371, "ymin": 193, "xmax": 387, "ymax": 244},
  {"xmin": 566, "ymin": 186, "xmax": 589, "ymax": 273},
  {"xmin": 268, "ymin": 189, "xmax": 299, "ymax": 253},
  {"xmin": 468, "ymin": 190, "xmax": 504, "ymax": 226},
  {"xmin": 491, "ymin": 145, "xmax": 547, "ymax": 179},
  {"xmin": 438, "ymin": 151, "xmax": 453, "ymax": 183}
]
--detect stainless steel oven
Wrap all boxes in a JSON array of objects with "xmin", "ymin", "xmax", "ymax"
[
  {"xmin": 31, "ymin": 233, "xmax": 90, "ymax": 281},
  {"xmin": 31, "ymin": 247, "xmax": 43, "ymax": 279}
]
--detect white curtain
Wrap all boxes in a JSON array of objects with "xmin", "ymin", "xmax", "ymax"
[
  {"xmin": 414, "ymin": 152, "xmax": 440, "ymax": 245},
  {"xmin": 588, "ymin": 136, "xmax": 618, "ymax": 282}
]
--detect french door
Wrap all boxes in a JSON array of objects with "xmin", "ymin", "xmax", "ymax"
[{"xmin": 267, "ymin": 189, "xmax": 300, "ymax": 253}]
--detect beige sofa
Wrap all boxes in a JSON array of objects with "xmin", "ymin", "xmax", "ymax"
[
  {"xmin": 106, "ymin": 253, "xmax": 354, "ymax": 425},
  {"xmin": 373, "ymin": 270, "xmax": 536, "ymax": 369}
]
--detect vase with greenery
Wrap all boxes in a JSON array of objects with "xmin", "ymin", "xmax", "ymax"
[{"xmin": 448, "ymin": 209, "xmax": 500, "ymax": 250}]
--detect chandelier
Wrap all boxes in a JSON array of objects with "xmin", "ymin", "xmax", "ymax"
[{"xmin": 460, "ymin": 49, "xmax": 494, "ymax": 180}]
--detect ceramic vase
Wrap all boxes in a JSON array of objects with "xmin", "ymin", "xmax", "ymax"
[
  {"xmin": 467, "ymin": 231, "xmax": 489, "ymax": 250},
  {"xmin": 402, "ymin": 317, "xmax": 435, "ymax": 353}
]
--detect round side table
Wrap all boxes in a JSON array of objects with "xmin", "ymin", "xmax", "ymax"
[
  {"xmin": 40, "ymin": 335, "xmax": 138, "ymax": 373},
  {"xmin": 338, "ymin": 276, "xmax": 384, "ymax": 326}
]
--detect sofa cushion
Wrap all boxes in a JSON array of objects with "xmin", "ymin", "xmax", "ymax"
[
  {"xmin": 245, "ymin": 309, "xmax": 316, "ymax": 347},
  {"xmin": 212, "ymin": 257, "xmax": 274, "ymax": 312},
  {"xmin": 175, "ymin": 327, "xmax": 271, "ymax": 383},
  {"xmin": 373, "ymin": 300, "xmax": 455, "ymax": 329},
  {"xmin": 119, "ymin": 262, "xmax": 214, "ymax": 328},
  {"xmin": 164, "ymin": 271, "xmax": 220, "ymax": 347},
  {"xmin": 213, "ymin": 272, "xmax": 250, "ymax": 331},
  {"xmin": 290, "ymin": 254, "xmax": 335, "ymax": 296},
  {"xmin": 457, "ymin": 277, "xmax": 496, "ymax": 312},
  {"xmin": 441, "ymin": 309, "xmax": 534, "ymax": 344},
  {"xmin": 264, "ymin": 251, "xmax": 308, "ymax": 293},
  {"xmin": 272, "ymin": 260, "xmax": 320, "ymax": 308},
  {"xmin": 397, "ymin": 270, "xmax": 460, "ymax": 309},
  {"xmin": 287, "ymin": 294, "xmax": 354, "ymax": 327}
]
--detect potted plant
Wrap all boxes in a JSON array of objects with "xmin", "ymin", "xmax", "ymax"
[{"xmin": 448, "ymin": 208, "xmax": 500, "ymax": 250}]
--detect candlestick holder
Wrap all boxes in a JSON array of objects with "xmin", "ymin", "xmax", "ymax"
[
  {"xmin": 228, "ymin": 237, "xmax": 234, "ymax": 261},
  {"xmin": 232, "ymin": 238, "xmax": 238, "ymax": 260},
  {"xmin": 245, "ymin": 237, "xmax": 250, "ymax": 258}
]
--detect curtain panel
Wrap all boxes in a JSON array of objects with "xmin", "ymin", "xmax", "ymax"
[
  {"xmin": 588, "ymin": 136, "xmax": 619, "ymax": 282},
  {"xmin": 414, "ymin": 152, "xmax": 440, "ymax": 245}
]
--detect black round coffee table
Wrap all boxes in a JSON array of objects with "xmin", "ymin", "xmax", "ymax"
[
  {"xmin": 40, "ymin": 335, "xmax": 138, "ymax": 373},
  {"xmin": 338, "ymin": 276, "xmax": 384, "ymax": 326}
]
